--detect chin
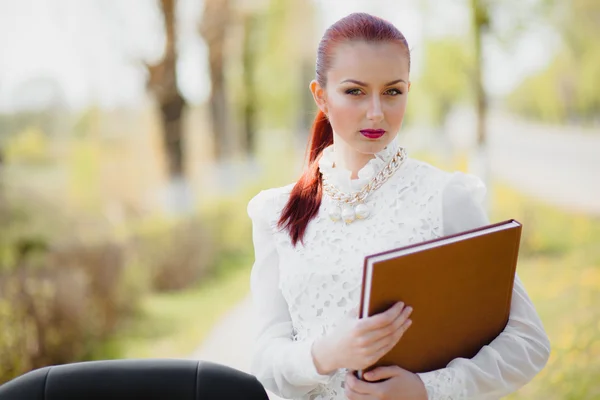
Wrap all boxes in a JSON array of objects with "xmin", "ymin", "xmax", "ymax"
[{"xmin": 355, "ymin": 137, "xmax": 393, "ymax": 155}]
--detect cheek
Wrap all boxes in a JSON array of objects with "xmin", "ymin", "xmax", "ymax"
[
  {"xmin": 385, "ymin": 98, "xmax": 408, "ymax": 123},
  {"xmin": 328, "ymin": 95, "xmax": 364, "ymax": 122}
]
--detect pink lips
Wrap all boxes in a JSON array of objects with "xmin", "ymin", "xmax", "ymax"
[{"xmin": 360, "ymin": 129, "xmax": 386, "ymax": 139}]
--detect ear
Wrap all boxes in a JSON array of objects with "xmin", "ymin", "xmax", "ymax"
[
  {"xmin": 310, "ymin": 80, "xmax": 328, "ymax": 115},
  {"xmin": 408, "ymin": 81, "xmax": 412, "ymax": 92}
]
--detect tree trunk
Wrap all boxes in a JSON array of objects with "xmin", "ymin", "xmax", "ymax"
[
  {"xmin": 146, "ymin": 0, "xmax": 187, "ymax": 179},
  {"xmin": 472, "ymin": 0, "xmax": 487, "ymax": 150},
  {"xmin": 159, "ymin": 93, "xmax": 185, "ymax": 177},
  {"xmin": 145, "ymin": 0, "xmax": 193, "ymax": 215},
  {"xmin": 241, "ymin": 13, "xmax": 258, "ymax": 157},
  {"xmin": 208, "ymin": 61, "xmax": 228, "ymax": 160},
  {"xmin": 200, "ymin": 0, "xmax": 232, "ymax": 160},
  {"xmin": 470, "ymin": 0, "xmax": 492, "ymax": 212}
]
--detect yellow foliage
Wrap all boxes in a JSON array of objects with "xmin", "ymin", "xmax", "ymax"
[
  {"xmin": 580, "ymin": 267, "xmax": 600, "ymax": 289},
  {"xmin": 4, "ymin": 126, "xmax": 52, "ymax": 164}
]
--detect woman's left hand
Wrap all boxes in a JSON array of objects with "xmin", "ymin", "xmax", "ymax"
[{"xmin": 344, "ymin": 366, "xmax": 428, "ymax": 400}]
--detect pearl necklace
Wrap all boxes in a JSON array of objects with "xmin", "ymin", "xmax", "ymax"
[{"xmin": 321, "ymin": 147, "xmax": 407, "ymax": 224}]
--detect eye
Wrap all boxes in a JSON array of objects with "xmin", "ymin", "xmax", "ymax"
[
  {"xmin": 345, "ymin": 88, "xmax": 363, "ymax": 96},
  {"xmin": 385, "ymin": 88, "xmax": 403, "ymax": 96}
]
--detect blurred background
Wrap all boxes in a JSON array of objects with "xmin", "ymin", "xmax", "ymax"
[{"xmin": 0, "ymin": 0, "xmax": 598, "ymax": 398}]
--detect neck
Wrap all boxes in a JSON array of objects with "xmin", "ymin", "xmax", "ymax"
[{"xmin": 332, "ymin": 136, "xmax": 375, "ymax": 179}]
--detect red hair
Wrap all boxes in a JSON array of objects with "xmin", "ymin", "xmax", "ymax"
[{"xmin": 278, "ymin": 13, "xmax": 410, "ymax": 246}]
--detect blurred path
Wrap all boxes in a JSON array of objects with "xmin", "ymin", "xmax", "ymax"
[
  {"xmin": 488, "ymin": 111, "xmax": 600, "ymax": 215},
  {"xmin": 189, "ymin": 296, "xmax": 253, "ymax": 371},
  {"xmin": 189, "ymin": 295, "xmax": 285, "ymax": 400},
  {"xmin": 447, "ymin": 109, "xmax": 600, "ymax": 215}
]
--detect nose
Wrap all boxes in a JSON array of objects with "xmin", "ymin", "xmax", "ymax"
[{"xmin": 366, "ymin": 95, "xmax": 384, "ymax": 123}]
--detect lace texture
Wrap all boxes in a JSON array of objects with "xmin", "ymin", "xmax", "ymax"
[
  {"xmin": 420, "ymin": 368, "xmax": 466, "ymax": 399},
  {"xmin": 259, "ymin": 148, "xmax": 450, "ymax": 399}
]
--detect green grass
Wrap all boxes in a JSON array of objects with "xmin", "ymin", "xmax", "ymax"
[
  {"xmin": 507, "ymin": 253, "xmax": 600, "ymax": 399},
  {"xmin": 104, "ymin": 260, "xmax": 252, "ymax": 359}
]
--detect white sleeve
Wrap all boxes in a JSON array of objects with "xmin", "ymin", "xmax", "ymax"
[
  {"xmin": 417, "ymin": 172, "xmax": 551, "ymax": 399},
  {"xmin": 248, "ymin": 190, "xmax": 336, "ymax": 399}
]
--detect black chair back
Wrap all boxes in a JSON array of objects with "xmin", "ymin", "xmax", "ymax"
[{"xmin": 0, "ymin": 359, "xmax": 269, "ymax": 400}]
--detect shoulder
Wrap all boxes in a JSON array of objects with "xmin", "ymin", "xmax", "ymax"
[
  {"xmin": 442, "ymin": 171, "xmax": 487, "ymax": 206},
  {"xmin": 247, "ymin": 182, "xmax": 296, "ymax": 223},
  {"xmin": 440, "ymin": 170, "xmax": 489, "ymax": 234},
  {"xmin": 403, "ymin": 158, "xmax": 488, "ymax": 232},
  {"xmin": 402, "ymin": 157, "xmax": 453, "ymax": 188},
  {"xmin": 404, "ymin": 158, "xmax": 489, "ymax": 234},
  {"xmin": 404, "ymin": 158, "xmax": 486, "ymax": 200},
  {"xmin": 441, "ymin": 173, "xmax": 489, "ymax": 234}
]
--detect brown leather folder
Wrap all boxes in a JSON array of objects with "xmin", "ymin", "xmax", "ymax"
[{"xmin": 357, "ymin": 219, "xmax": 522, "ymax": 379}]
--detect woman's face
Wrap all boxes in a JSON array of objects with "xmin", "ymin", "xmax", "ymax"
[{"xmin": 311, "ymin": 40, "xmax": 410, "ymax": 156}]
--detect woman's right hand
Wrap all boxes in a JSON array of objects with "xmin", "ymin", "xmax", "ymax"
[{"xmin": 312, "ymin": 302, "xmax": 413, "ymax": 374}]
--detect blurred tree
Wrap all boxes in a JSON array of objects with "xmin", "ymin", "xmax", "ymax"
[
  {"xmin": 415, "ymin": 0, "xmax": 493, "ymax": 203},
  {"xmin": 199, "ymin": 0, "xmax": 232, "ymax": 160},
  {"xmin": 470, "ymin": 0, "xmax": 489, "ymax": 154},
  {"xmin": 415, "ymin": 39, "xmax": 472, "ymax": 128},
  {"xmin": 214, "ymin": 0, "xmax": 316, "ymax": 158},
  {"xmin": 507, "ymin": 0, "xmax": 600, "ymax": 125},
  {"xmin": 252, "ymin": 0, "xmax": 317, "ymax": 135},
  {"xmin": 240, "ymin": 9, "xmax": 260, "ymax": 156},
  {"xmin": 467, "ymin": 0, "xmax": 493, "ymax": 208},
  {"xmin": 146, "ymin": 0, "xmax": 187, "ymax": 179},
  {"xmin": 415, "ymin": 0, "xmax": 567, "ymax": 209}
]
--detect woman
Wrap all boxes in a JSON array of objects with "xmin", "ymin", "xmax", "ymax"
[{"xmin": 248, "ymin": 13, "xmax": 550, "ymax": 400}]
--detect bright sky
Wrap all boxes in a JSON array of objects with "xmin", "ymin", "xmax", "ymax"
[{"xmin": 0, "ymin": 0, "xmax": 559, "ymax": 112}]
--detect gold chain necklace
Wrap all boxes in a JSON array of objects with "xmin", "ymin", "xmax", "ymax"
[{"xmin": 321, "ymin": 147, "xmax": 407, "ymax": 224}]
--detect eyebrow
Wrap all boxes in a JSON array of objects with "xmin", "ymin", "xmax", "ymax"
[{"xmin": 340, "ymin": 79, "xmax": 407, "ymax": 86}]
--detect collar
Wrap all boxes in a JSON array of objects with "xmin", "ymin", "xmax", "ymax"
[{"xmin": 318, "ymin": 136, "xmax": 401, "ymax": 193}]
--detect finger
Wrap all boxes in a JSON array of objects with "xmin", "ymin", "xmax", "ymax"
[
  {"xmin": 345, "ymin": 372, "xmax": 374, "ymax": 395},
  {"xmin": 360, "ymin": 307, "xmax": 413, "ymax": 345},
  {"xmin": 345, "ymin": 373, "xmax": 384, "ymax": 400},
  {"xmin": 360, "ymin": 302, "xmax": 403, "ymax": 331},
  {"xmin": 383, "ymin": 317, "xmax": 413, "ymax": 350},
  {"xmin": 344, "ymin": 386, "xmax": 375, "ymax": 400},
  {"xmin": 360, "ymin": 302, "xmax": 410, "ymax": 333},
  {"xmin": 371, "ymin": 318, "xmax": 412, "ymax": 358},
  {"xmin": 363, "ymin": 365, "xmax": 402, "ymax": 382}
]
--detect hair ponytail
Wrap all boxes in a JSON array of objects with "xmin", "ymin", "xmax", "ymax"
[{"xmin": 278, "ymin": 110, "xmax": 333, "ymax": 246}]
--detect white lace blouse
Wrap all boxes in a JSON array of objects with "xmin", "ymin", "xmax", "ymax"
[{"xmin": 248, "ymin": 138, "xmax": 550, "ymax": 400}]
